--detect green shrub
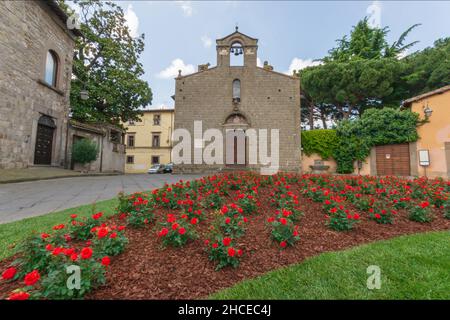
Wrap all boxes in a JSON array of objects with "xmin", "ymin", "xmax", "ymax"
[
  {"xmin": 72, "ymin": 139, "xmax": 98, "ymax": 165},
  {"xmin": 301, "ymin": 129, "xmax": 338, "ymax": 159}
]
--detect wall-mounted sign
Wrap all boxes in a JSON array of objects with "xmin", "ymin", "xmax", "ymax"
[{"xmin": 418, "ymin": 149, "xmax": 430, "ymax": 166}]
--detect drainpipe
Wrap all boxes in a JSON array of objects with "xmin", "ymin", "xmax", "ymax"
[{"xmin": 64, "ymin": 119, "xmax": 70, "ymax": 169}]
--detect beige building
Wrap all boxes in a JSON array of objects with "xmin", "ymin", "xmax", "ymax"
[
  {"xmin": 0, "ymin": 0, "xmax": 81, "ymax": 169},
  {"xmin": 124, "ymin": 109, "xmax": 175, "ymax": 173},
  {"xmin": 403, "ymin": 85, "xmax": 450, "ymax": 178},
  {"xmin": 173, "ymin": 28, "xmax": 301, "ymax": 173}
]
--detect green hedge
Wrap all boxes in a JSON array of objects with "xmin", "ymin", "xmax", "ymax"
[{"xmin": 301, "ymin": 129, "xmax": 338, "ymax": 160}]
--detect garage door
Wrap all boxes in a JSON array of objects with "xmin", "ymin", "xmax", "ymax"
[{"xmin": 376, "ymin": 143, "xmax": 410, "ymax": 176}]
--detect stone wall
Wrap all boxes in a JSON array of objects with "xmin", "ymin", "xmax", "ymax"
[
  {"xmin": 66, "ymin": 121, "xmax": 125, "ymax": 173},
  {"xmin": 302, "ymin": 152, "xmax": 373, "ymax": 175},
  {"xmin": 0, "ymin": 1, "xmax": 75, "ymax": 168}
]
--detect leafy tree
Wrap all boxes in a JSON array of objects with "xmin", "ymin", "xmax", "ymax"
[
  {"xmin": 301, "ymin": 58, "xmax": 399, "ymax": 119},
  {"xmin": 325, "ymin": 17, "xmax": 419, "ymax": 62},
  {"xmin": 402, "ymin": 37, "xmax": 450, "ymax": 96},
  {"xmin": 299, "ymin": 17, "xmax": 420, "ymax": 123},
  {"xmin": 60, "ymin": 0, "xmax": 152, "ymax": 124}
]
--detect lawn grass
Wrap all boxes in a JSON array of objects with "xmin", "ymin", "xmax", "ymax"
[
  {"xmin": 211, "ymin": 231, "xmax": 450, "ymax": 299},
  {"xmin": 0, "ymin": 198, "xmax": 118, "ymax": 261}
]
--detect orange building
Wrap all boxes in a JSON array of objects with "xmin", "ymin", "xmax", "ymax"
[{"xmin": 402, "ymin": 85, "xmax": 450, "ymax": 178}]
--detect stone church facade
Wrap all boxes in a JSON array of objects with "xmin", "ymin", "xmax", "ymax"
[
  {"xmin": 173, "ymin": 29, "xmax": 301, "ymax": 173},
  {"xmin": 0, "ymin": 0, "xmax": 80, "ymax": 169}
]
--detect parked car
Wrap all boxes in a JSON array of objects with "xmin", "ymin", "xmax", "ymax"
[
  {"xmin": 148, "ymin": 164, "xmax": 165, "ymax": 174},
  {"xmin": 162, "ymin": 163, "xmax": 173, "ymax": 173}
]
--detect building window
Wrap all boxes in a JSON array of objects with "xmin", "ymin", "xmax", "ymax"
[
  {"xmin": 126, "ymin": 156, "xmax": 134, "ymax": 164},
  {"xmin": 153, "ymin": 114, "xmax": 161, "ymax": 125},
  {"xmin": 44, "ymin": 50, "xmax": 58, "ymax": 87},
  {"xmin": 152, "ymin": 134, "xmax": 160, "ymax": 147},
  {"xmin": 127, "ymin": 134, "xmax": 135, "ymax": 147},
  {"xmin": 128, "ymin": 120, "xmax": 135, "ymax": 126},
  {"xmin": 232, "ymin": 79, "xmax": 241, "ymax": 102},
  {"xmin": 151, "ymin": 156, "xmax": 160, "ymax": 164}
]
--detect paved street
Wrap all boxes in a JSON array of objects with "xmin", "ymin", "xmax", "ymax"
[{"xmin": 0, "ymin": 174, "xmax": 202, "ymax": 224}]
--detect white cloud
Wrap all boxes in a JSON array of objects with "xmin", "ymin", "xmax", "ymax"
[
  {"xmin": 201, "ymin": 35, "xmax": 212, "ymax": 48},
  {"xmin": 175, "ymin": 1, "xmax": 193, "ymax": 17},
  {"xmin": 124, "ymin": 4, "xmax": 139, "ymax": 38},
  {"xmin": 285, "ymin": 58, "xmax": 322, "ymax": 75},
  {"xmin": 157, "ymin": 58, "xmax": 195, "ymax": 79},
  {"xmin": 366, "ymin": 1, "xmax": 382, "ymax": 28}
]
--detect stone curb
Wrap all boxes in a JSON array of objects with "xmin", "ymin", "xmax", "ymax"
[{"xmin": 0, "ymin": 172, "xmax": 123, "ymax": 184}]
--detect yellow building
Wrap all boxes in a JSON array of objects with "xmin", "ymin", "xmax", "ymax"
[
  {"xmin": 124, "ymin": 109, "xmax": 174, "ymax": 173},
  {"xmin": 403, "ymin": 85, "xmax": 450, "ymax": 178}
]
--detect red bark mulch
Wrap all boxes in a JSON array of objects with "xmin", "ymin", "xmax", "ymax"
[{"xmin": 1, "ymin": 185, "xmax": 449, "ymax": 299}]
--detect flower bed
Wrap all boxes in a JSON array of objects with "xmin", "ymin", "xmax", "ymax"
[{"xmin": 1, "ymin": 173, "xmax": 449, "ymax": 299}]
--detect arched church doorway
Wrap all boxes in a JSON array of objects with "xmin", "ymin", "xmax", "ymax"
[{"xmin": 224, "ymin": 113, "xmax": 249, "ymax": 166}]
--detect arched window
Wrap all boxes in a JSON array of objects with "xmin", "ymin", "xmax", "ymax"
[
  {"xmin": 232, "ymin": 79, "xmax": 241, "ymax": 102},
  {"xmin": 44, "ymin": 50, "xmax": 58, "ymax": 87}
]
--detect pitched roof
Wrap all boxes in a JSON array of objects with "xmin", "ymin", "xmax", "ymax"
[
  {"xmin": 402, "ymin": 85, "xmax": 450, "ymax": 107},
  {"xmin": 216, "ymin": 30, "xmax": 258, "ymax": 42}
]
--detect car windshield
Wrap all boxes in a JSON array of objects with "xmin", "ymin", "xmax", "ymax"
[{"xmin": 151, "ymin": 165, "xmax": 159, "ymax": 169}]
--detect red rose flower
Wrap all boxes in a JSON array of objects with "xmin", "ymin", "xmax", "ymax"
[
  {"xmin": 237, "ymin": 249, "xmax": 243, "ymax": 256},
  {"xmin": 110, "ymin": 232, "xmax": 117, "ymax": 239},
  {"xmin": 97, "ymin": 227, "xmax": 108, "ymax": 239},
  {"xmin": 280, "ymin": 241, "xmax": 287, "ymax": 248},
  {"xmin": 420, "ymin": 201, "xmax": 430, "ymax": 208},
  {"xmin": 279, "ymin": 218, "xmax": 287, "ymax": 225},
  {"xmin": 172, "ymin": 223, "xmax": 179, "ymax": 230},
  {"xmin": 2, "ymin": 267, "xmax": 17, "ymax": 280},
  {"xmin": 221, "ymin": 205, "xmax": 229, "ymax": 215},
  {"xmin": 225, "ymin": 217, "xmax": 231, "ymax": 224},
  {"xmin": 24, "ymin": 270, "xmax": 40, "ymax": 286},
  {"xmin": 70, "ymin": 253, "xmax": 78, "ymax": 261},
  {"xmin": 8, "ymin": 291, "xmax": 30, "ymax": 300},
  {"xmin": 178, "ymin": 227, "xmax": 186, "ymax": 235},
  {"xmin": 212, "ymin": 243, "xmax": 219, "ymax": 249},
  {"xmin": 228, "ymin": 247, "xmax": 236, "ymax": 257},
  {"xmin": 101, "ymin": 256, "xmax": 111, "ymax": 267},
  {"xmin": 70, "ymin": 214, "xmax": 77, "ymax": 219},
  {"xmin": 190, "ymin": 218, "xmax": 198, "ymax": 225},
  {"xmin": 222, "ymin": 237, "xmax": 232, "ymax": 247},
  {"xmin": 41, "ymin": 233, "xmax": 50, "ymax": 239},
  {"xmin": 80, "ymin": 247, "xmax": 93, "ymax": 260},
  {"xmin": 375, "ymin": 214, "xmax": 381, "ymax": 219},
  {"xmin": 158, "ymin": 228, "xmax": 169, "ymax": 237}
]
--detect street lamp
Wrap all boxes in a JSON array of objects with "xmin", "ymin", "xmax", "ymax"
[{"xmin": 423, "ymin": 104, "xmax": 433, "ymax": 118}]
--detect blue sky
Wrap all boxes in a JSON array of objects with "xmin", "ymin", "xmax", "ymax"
[{"xmin": 84, "ymin": 1, "xmax": 450, "ymax": 109}]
